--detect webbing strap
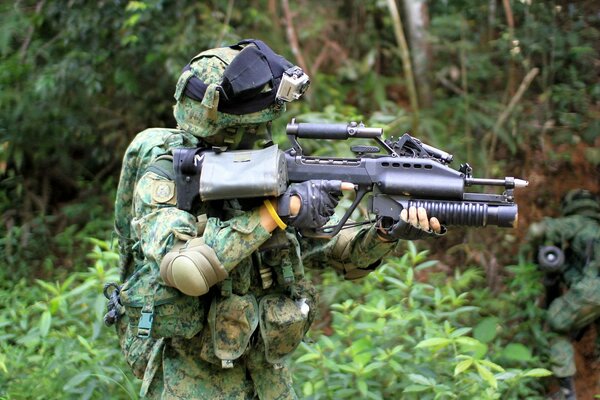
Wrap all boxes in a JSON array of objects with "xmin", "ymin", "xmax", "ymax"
[
  {"xmin": 174, "ymin": 69, "xmax": 195, "ymax": 101},
  {"xmin": 145, "ymin": 156, "xmax": 175, "ymax": 181}
]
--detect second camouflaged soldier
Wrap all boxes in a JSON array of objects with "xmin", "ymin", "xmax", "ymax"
[
  {"xmin": 527, "ymin": 189, "xmax": 600, "ymax": 400},
  {"xmin": 110, "ymin": 39, "xmax": 444, "ymax": 399}
]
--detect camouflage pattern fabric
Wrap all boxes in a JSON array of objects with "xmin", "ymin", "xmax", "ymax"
[
  {"xmin": 549, "ymin": 337, "xmax": 577, "ymax": 378},
  {"xmin": 527, "ymin": 212, "xmax": 600, "ymax": 378},
  {"xmin": 115, "ymin": 127, "xmax": 401, "ymax": 398}
]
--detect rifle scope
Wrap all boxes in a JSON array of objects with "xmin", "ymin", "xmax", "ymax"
[{"xmin": 286, "ymin": 120, "xmax": 382, "ymax": 140}]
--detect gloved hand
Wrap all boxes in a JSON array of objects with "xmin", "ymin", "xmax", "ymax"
[
  {"xmin": 378, "ymin": 206, "xmax": 445, "ymax": 241},
  {"xmin": 278, "ymin": 180, "xmax": 343, "ymax": 229}
]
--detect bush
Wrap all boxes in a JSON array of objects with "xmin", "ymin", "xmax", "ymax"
[
  {"xmin": 0, "ymin": 239, "xmax": 138, "ymax": 400},
  {"xmin": 292, "ymin": 242, "xmax": 551, "ymax": 399}
]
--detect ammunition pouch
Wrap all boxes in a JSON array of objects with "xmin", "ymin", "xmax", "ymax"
[
  {"xmin": 120, "ymin": 321, "xmax": 164, "ymax": 380},
  {"xmin": 120, "ymin": 264, "xmax": 207, "ymax": 340},
  {"xmin": 259, "ymin": 294, "xmax": 310, "ymax": 365},
  {"xmin": 199, "ymin": 294, "xmax": 259, "ymax": 368},
  {"xmin": 260, "ymin": 279, "xmax": 318, "ymax": 365}
]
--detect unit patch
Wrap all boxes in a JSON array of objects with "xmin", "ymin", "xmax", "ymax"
[{"xmin": 151, "ymin": 179, "xmax": 176, "ymax": 205}]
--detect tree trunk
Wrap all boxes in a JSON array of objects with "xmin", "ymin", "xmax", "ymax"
[{"xmin": 403, "ymin": 0, "xmax": 432, "ymax": 108}]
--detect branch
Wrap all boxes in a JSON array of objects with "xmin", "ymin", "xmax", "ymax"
[
  {"xmin": 488, "ymin": 67, "xmax": 540, "ymax": 164},
  {"xmin": 280, "ymin": 0, "xmax": 311, "ymax": 76},
  {"xmin": 19, "ymin": 0, "xmax": 46, "ymax": 63},
  {"xmin": 386, "ymin": 0, "xmax": 419, "ymax": 132},
  {"xmin": 215, "ymin": 0, "xmax": 235, "ymax": 46}
]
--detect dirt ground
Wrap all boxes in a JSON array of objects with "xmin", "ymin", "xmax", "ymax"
[{"xmin": 572, "ymin": 326, "xmax": 600, "ymax": 399}]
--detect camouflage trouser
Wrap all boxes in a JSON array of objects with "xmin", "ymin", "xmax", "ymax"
[
  {"xmin": 144, "ymin": 337, "xmax": 297, "ymax": 400},
  {"xmin": 547, "ymin": 275, "xmax": 600, "ymax": 377}
]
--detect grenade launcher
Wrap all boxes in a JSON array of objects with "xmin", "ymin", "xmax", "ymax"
[{"xmin": 173, "ymin": 120, "xmax": 528, "ymax": 238}]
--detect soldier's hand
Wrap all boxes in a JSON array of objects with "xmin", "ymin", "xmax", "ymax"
[
  {"xmin": 278, "ymin": 180, "xmax": 343, "ymax": 229},
  {"xmin": 400, "ymin": 206, "xmax": 442, "ymax": 234},
  {"xmin": 378, "ymin": 206, "xmax": 445, "ymax": 241}
]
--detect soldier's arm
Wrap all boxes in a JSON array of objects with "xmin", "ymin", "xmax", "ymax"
[
  {"xmin": 133, "ymin": 170, "xmax": 296, "ymax": 296},
  {"xmin": 300, "ymin": 221, "xmax": 398, "ymax": 280}
]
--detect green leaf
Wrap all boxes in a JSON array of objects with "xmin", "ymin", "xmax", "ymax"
[
  {"xmin": 502, "ymin": 343, "xmax": 533, "ymax": 362},
  {"xmin": 357, "ymin": 379, "xmax": 368, "ymax": 397},
  {"xmin": 35, "ymin": 280, "xmax": 59, "ymax": 295},
  {"xmin": 450, "ymin": 327, "xmax": 472, "ymax": 338},
  {"xmin": 403, "ymin": 384, "xmax": 429, "ymax": 393},
  {"xmin": 408, "ymin": 373, "xmax": 432, "ymax": 386},
  {"xmin": 416, "ymin": 338, "xmax": 451, "ymax": 349},
  {"xmin": 39, "ymin": 310, "xmax": 51, "ymax": 337},
  {"xmin": 523, "ymin": 368, "xmax": 553, "ymax": 378},
  {"xmin": 454, "ymin": 359, "xmax": 473, "ymax": 376},
  {"xmin": 63, "ymin": 371, "xmax": 91, "ymax": 392},
  {"xmin": 455, "ymin": 336, "xmax": 481, "ymax": 347},
  {"xmin": 77, "ymin": 335, "xmax": 94, "ymax": 353},
  {"xmin": 475, "ymin": 363, "xmax": 497, "ymax": 389},
  {"xmin": 473, "ymin": 317, "xmax": 498, "ymax": 343},
  {"xmin": 296, "ymin": 352, "xmax": 320, "ymax": 363},
  {"xmin": 479, "ymin": 359, "xmax": 505, "ymax": 373},
  {"xmin": 0, "ymin": 352, "xmax": 7, "ymax": 373},
  {"xmin": 302, "ymin": 381, "xmax": 314, "ymax": 396}
]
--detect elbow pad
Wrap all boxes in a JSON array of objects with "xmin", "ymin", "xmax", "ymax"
[{"xmin": 160, "ymin": 238, "xmax": 228, "ymax": 296}]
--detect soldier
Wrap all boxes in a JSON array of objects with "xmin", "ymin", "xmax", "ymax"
[
  {"xmin": 527, "ymin": 189, "xmax": 600, "ymax": 400},
  {"xmin": 108, "ymin": 39, "xmax": 444, "ymax": 399}
]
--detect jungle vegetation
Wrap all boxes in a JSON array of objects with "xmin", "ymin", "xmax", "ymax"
[{"xmin": 1, "ymin": 1, "xmax": 598, "ymax": 399}]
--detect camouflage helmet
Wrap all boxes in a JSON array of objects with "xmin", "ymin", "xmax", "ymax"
[
  {"xmin": 560, "ymin": 189, "xmax": 600, "ymax": 219},
  {"xmin": 173, "ymin": 39, "xmax": 310, "ymax": 145}
]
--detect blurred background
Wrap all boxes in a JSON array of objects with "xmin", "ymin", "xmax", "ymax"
[{"xmin": 0, "ymin": 1, "xmax": 598, "ymax": 399}]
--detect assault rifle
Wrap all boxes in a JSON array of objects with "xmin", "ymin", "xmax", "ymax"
[{"xmin": 173, "ymin": 120, "xmax": 528, "ymax": 238}]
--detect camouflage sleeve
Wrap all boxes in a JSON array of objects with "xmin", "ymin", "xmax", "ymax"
[
  {"xmin": 132, "ymin": 171, "xmax": 271, "ymax": 274},
  {"xmin": 300, "ymin": 222, "xmax": 397, "ymax": 280}
]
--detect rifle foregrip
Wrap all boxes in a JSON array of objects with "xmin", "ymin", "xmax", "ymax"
[{"xmin": 406, "ymin": 200, "xmax": 519, "ymax": 228}]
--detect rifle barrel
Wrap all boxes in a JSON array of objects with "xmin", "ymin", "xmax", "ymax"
[
  {"xmin": 286, "ymin": 121, "xmax": 383, "ymax": 139},
  {"xmin": 466, "ymin": 177, "xmax": 529, "ymax": 189}
]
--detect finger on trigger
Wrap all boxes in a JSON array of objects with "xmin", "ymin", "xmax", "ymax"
[
  {"xmin": 408, "ymin": 206, "xmax": 418, "ymax": 227},
  {"xmin": 400, "ymin": 209, "xmax": 408, "ymax": 222},
  {"xmin": 417, "ymin": 207, "xmax": 429, "ymax": 231}
]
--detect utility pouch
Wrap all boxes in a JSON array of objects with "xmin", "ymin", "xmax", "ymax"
[
  {"xmin": 200, "ymin": 145, "xmax": 287, "ymax": 201},
  {"xmin": 120, "ymin": 264, "xmax": 206, "ymax": 339},
  {"xmin": 119, "ymin": 321, "xmax": 161, "ymax": 379},
  {"xmin": 204, "ymin": 294, "xmax": 259, "ymax": 368},
  {"xmin": 259, "ymin": 293, "xmax": 312, "ymax": 365}
]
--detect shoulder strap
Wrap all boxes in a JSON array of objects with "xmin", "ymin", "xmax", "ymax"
[{"xmin": 146, "ymin": 155, "xmax": 175, "ymax": 181}]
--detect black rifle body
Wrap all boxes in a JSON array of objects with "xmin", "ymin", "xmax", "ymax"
[{"xmin": 285, "ymin": 151, "xmax": 518, "ymax": 231}]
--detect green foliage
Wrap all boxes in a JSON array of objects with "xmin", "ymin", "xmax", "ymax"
[
  {"xmin": 292, "ymin": 243, "xmax": 551, "ymax": 399},
  {"xmin": 0, "ymin": 239, "xmax": 137, "ymax": 399},
  {"xmin": 0, "ymin": 1, "xmax": 596, "ymax": 397}
]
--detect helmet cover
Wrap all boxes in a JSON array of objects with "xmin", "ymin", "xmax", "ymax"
[{"xmin": 173, "ymin": 40, "xmax": 308, "ymax": 141}]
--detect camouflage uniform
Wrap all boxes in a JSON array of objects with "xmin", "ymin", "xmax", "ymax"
[
  {"xmin": 112, "ymin": 41, "xmax": 402, "ymax": 399},
  {"xmin": 527, "ymin": 192, "xmax": 600, "ymax": 383},
  {"xmin": 115, "ymin": 128, "xmax": 398, "ymax": 399}
]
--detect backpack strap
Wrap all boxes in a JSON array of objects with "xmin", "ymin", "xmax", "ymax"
[{"xmin": 145, "ymin": 155, "xmax": 175, "ymax": 180}]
